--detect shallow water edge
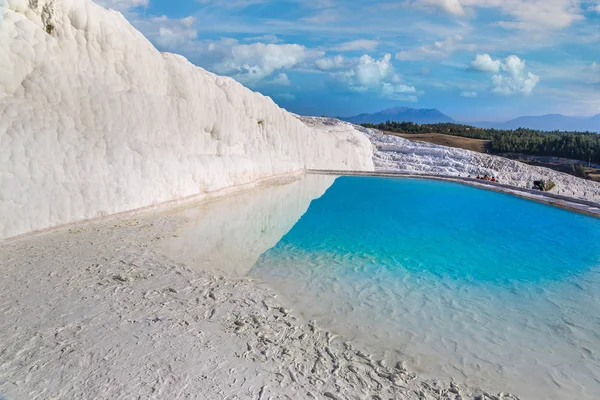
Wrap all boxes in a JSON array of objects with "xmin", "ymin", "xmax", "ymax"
[
  {"xmin": 309, "ymin": 169, "xmax": 600, "ymax": 218},
  {"xmin": 0, "ymin": 174, "xmax": 517, "ymax": 400}
]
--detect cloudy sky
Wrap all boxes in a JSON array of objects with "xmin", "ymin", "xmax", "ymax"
[{"xmin": 100, "ymin": 0, "xmax": 600, "ymax": 121}]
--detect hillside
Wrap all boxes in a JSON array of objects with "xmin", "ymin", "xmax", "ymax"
[
  {"xmin": 341, "ymin": 107, "xmax": 600, "ymax": 133},
  {"xmin": 475, "ymin": 114, "xmax": 600, "ymax": 133},
  {"xmin": 388, "ymin": 132, "xmax": 491, "ymax": 153},
  {"xmin": 365, "ymin": 121, "xmax": 600, "ymax": 164}
]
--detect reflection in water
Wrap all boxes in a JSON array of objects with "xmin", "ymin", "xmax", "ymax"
[
  {"xmin": 158, "ymin": 174, "xmax": 336, "ymax": 275},
  {"xmin": 156, "ymin": 174, "xmax": 600, "ymax": 400}
]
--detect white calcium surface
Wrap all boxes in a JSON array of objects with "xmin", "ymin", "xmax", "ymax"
[
  {"xmin": 301, "ymin": 117, "xmax": 600, "ymax": 203},
  {"xmin": 0, "ymin": 0, "xmax": 373, "ymax": 240},
  {"xmin": 0, "ymin": 175, "xmax": 508, "ymax": 400}
]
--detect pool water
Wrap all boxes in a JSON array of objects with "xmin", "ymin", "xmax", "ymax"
[{"xmin": 248, "ymin": 176, "xmax": 600, "ymax": 399}]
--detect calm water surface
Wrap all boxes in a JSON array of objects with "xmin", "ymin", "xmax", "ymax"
[{"xmin": 249, "ymin": 176, "xmax": 600, "ymax": 400}]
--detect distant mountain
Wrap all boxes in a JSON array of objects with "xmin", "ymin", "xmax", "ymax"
[
  {"xmin": 473, "ymin": 114, "xmax": 600, "ymax": 133},
  {"xmin": 340, "ymin": 107, "xmax": 455, "ymax": 125},
  {"xmin": 340, "ymin": 107, "xmax": 600, "ymax": 133}
]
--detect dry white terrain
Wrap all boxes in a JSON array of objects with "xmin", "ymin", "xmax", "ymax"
[
  {"xmin": 0, "ymin": 176, "xmax": 518, "ymax": 400},
  {"xmin": 301, "ymin": 117, "xmax": 600, "ymax": 203}
]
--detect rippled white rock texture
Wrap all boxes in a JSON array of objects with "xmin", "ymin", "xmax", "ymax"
[
  {"xmin": 0, "ymin": 0, "xmax": 374, "ymax": 240},
  {"xmin": 0, "ymin": 175, "xmax": 505, "ymax": 400}
]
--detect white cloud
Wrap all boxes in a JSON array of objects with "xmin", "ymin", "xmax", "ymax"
[
  {"xmin": 381, "ymin": 82, "xmax": 419, "ymax": 101},
  {"xmin": 96, "ymin": 0, "xmax": 148, "ymax": 12},
  {"xmin": 470, "ymin": 53, "xmax": 501, "ymax": 72},
  {"xmin": 243, "ymin": 35, "xmax": 282, "ymax": 43},
  {"xmin": 460, "ymin": 91, "xmax": 478, "ymax": 97},
  {"xmin": 150, "ymin": 15, "xmax": 169, "ymax": 22},
  {"xmin": 130, "ymin": 21, "xmax": 322, "ymax": 86},
  {"xmin": 579, "ymin": 62, "xmax": 599, "ymax": 83},
  {"xmin": 354, "ymin": 54, "xmax": 395, "ymax": 88},
  {"xmin": 396, "ymin": 34, "xmax": 476, "ymax": 61},
  {"xmin": 491, "ymin": 55, "xmax": 540, "ymax": 95},
  {"xmin": 332, "ymin": 40, "xmax": 380, "ymax": 52},
  {"xmin": 180, "ymin": 16, "xmax": 196, "ymax": 27},
  {"xmin": 213, "ymin": 43, "xmax": 324, "ymax": 83},
  {"xmin": 330, "ymin": 54, "xmax": 418, "ymax": 101},
  {"xmin": 272, "ymin": 93, "xmax": 296, "ymax": 102},
  {"xmin": 412, "ymin": 0, "xmax": 465, "ymax": 16},
  {"xmin": 315, "ymin": 55, "xmax": 345, "ymax": 71},
  {"xmin": 469, "ymin": 54, "xmax": 540, "ymax": 95},
  {"xmin": 410, "ymin": 0, "xmax": 585, "ymax": 30},
  {"xmin": 269, "ymin": 73, "xmax": 291, "ymax": 86},
  {"xmin": 533, "ymin": 84, "xmax": 600, "ymax": 116},
  {"xmin": 156, "ymin": 23, "xmax": 198, "ymax": 48},
  {"xmin": 135, "ymin": 15, "xmax": 199, "ymax": 49},
  {"xmin": 196, "ymin": 0, "xmax": 271, "ymax": 8}
]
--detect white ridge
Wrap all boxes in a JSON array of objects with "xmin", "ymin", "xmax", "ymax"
[{"xmin": 0, "ymin": 0, "xmax": 374, "ymax": 240}]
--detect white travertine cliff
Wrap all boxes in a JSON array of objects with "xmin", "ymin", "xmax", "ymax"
[{"xmin": 0, "ymin": 0, "xmax": 374, "ymax": 240}]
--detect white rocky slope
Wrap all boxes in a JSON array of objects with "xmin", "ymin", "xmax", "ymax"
[
  {"xmin": 0, "ymin": 0, "xmax": 373, "ymax": 240},
  {"xmin": 301, "ymin": 117, "xmax": 600, "ymax": 203}
]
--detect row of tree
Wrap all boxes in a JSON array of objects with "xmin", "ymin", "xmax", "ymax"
[{"xmin": 363, "ymin": 121, "xmax": 600, "ymax": 164}]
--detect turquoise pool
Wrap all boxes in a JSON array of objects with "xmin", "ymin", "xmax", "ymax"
[{"xmin": 248, "ymin": 176, "xmax": 600, "ymax": 400}]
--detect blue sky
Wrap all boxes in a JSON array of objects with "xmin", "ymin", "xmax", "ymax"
[{"xmin": 101, "ymin": 0, "xmax": 600, "ymax": 121}]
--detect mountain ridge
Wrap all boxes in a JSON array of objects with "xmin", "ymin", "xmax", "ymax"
[
  {"xmin": 340, "ymin": 108, "xmax": 600, "ymax": 133},
  {"xmin": 340, "ymin": 107, "xmax": 455, "ymax": 125},
  {"xmin": 476, "ymin": 114, "xmax": 600, "ymax": 132}
]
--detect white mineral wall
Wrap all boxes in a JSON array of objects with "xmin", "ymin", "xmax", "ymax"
[{"xmin": 0, "ymin": 0, "xmax": 374, "ymax": 240}]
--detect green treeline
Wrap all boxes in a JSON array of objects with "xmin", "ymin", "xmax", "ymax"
[{"xmin": 363, "ymin": 121, "xmax": 600, "ymax": 164}]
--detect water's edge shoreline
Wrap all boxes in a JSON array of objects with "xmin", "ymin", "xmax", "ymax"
[
  {"xmin": 0, "ymin": 175, "xmax": 519, "ymax": 399},
  {"xmin": 0, "ymin": 170, "xmax": 307, "ymax": 244},
  {"xmin": 309, "ymin": 169, "xmax": 600, "ymax": 218},
  {"xmin": 5, "ymin": 168, "xmax": 597, "ymax": 246}
]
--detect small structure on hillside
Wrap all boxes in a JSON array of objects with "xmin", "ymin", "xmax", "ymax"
[{"xmin": 533, "ymin": 179, "xmax": 556, "ymax": 192}]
